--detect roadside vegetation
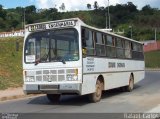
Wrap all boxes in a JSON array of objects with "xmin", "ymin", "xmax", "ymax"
[
  {"xmin": 145, "ymin": 50, "xmax": 160, "ymax": 68},
  {"xmin": 0, "ymin": 37, "xmax": 23, "ymax": 90}
]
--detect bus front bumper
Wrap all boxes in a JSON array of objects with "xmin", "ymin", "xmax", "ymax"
[{"xmin": 23, "ymin": 83, "xmax": 81, "ymax": 95}]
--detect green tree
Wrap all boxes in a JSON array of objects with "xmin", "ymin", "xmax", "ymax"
[
  {"xmin": 25, "ymin": 5, "xmax": 36, "ymax": 14},
  {"xmin": 126, "ymin": 2, "xmax": 137, "ymax": 12},
  {"xmin": 0, "ymin": 4, "xmax": 7, "ymax": 19},
  {"xmin": 49, "ymin": 8, "xmax": 58, "ymax": 13},
  {"xmin": 59, "ymin": 3, "xmax": 65, "ymax": 12},
  {"xmin": 11, "ymin": 19, "xmax": 19, "ymax": 29},
  {"xmin": 93, "ymin": 1, "xmax": 99, "ymax": 10},
  {"xmin": 15, "ymin": 7, "xmax": 24, "ymax": 14},
  {"xmin": 87, "ymin": 4, "xmax": 91, "ymax": 9},
  {"xmin": 0, "ymin": 17, "xmax": 6, "ymax": 31},
  {"xmin": 0, "ymin": 4, "xmax": 3, "ymax": 9},
  {"xmin": 142, "ymin": 5, "xmax": 154, "ymax": 15}
]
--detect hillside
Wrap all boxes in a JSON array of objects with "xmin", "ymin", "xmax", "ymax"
[
  {"xmin": 0, "ymin": 37, "xmax": 23, "ymax": 89},
  {"xmin": 0, "ymin": 2, "xmax": 160, "ymax": 41}
]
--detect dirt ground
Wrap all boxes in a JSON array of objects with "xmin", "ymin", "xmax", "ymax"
[{"xmin": 0, "ymin": 87, "xmax": 25, "ymax": 101}]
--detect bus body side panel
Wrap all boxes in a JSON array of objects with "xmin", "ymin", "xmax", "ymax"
[
  {"xmin": 103, "ymin": 72, "xmax": 130, "ymax": 90},
  {"xmin": 81, "ymin": 57, "xmax": 107, "ymax": 95},
  {"xmin": 81, "ymin": 57, "xmax": 145, "ymax": 95},
  {"xmin": 133, "ymin": 71, "xmax": 145, "ymax": 84},
  {"xmin": 81, "ymin": 74, "xmax": 97, "ymax": 95},
  {"xmin": 103, "ymin": 59, "xmax": 145, "ymax": 90}
]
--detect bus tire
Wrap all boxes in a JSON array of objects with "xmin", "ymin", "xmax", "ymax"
[
  {"xmin": 126, "ymin": 75, "xmax": 134, "ymax": 92},
  {"xmin": 47, "ymin": 94, "xmax": 61, "ymax": 103},
  {"xmin": 88, "ymin": 79, "xmax": 103, "ymax": 103}
]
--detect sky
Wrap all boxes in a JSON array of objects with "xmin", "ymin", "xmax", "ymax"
[{"xmin": 0, "ymin": 0, "xmax": 160, "ymax": 11}]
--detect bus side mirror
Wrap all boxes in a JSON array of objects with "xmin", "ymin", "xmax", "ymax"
[{"xmin": 82, "ymin": 48, "xmax": 87, "ymax": 58}]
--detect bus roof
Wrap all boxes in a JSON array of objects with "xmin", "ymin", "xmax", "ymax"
[{"xmin": 25, "ymin": 18, "xmax": 143, "ymax": 45}]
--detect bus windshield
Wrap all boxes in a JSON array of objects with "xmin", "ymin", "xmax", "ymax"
[{"xmin": 24, "ymin": 28, "xmax": 79, "ymax": 64}]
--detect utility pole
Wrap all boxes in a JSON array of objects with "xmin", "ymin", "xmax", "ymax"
[
  {"xmin": 105, "ymin": 0, "xmax": 111, "ymax": 31},
  {"xmin": 106, "ymin": 12, "xmax": 108, "ymax": 29},
  {"xmin": 129, "ymin": 26, "xmax": 132, "ymax": 39},
  {"xmin": 155, "ymin": 28, "xmax": 157, "ymax": 41},
  {"xmin": 21, "ymin": 7, "xmax": 26, "ymax": 37},
  {"xmin": 108, "ymin": 0, "xmax": 110, "ymax": 29},
  {"xmin": 155, "ymin": 28, "xmax": 158, "ymax": 49},
  {"xmin": 22, "ymin": 7, "xmax": 26, "ymax": 29}
]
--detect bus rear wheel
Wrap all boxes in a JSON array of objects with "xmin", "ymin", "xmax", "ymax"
[
  {"xmin": 47, "ymin": 94, "xmax": 61, "ymax": 103},
  {"xmin": 126, "ymin": 75, "xmax": 134, "ymax": 92},
  {"xmin": 88, "ymin": 80, "xmax": 103, "ymax": 103}
]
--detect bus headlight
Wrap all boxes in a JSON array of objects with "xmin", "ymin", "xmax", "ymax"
[
  {"xmin": 66, "ymin": 74, "xmax": 78, "ymax": 81},
  {"xmin": 25, "ymin": 76, "xmax": 35, "ymax": 82}
]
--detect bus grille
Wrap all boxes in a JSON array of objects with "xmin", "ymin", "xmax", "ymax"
[{"xmin": 27, "ymin": 69, "xmax": 75, "ymax": 82}]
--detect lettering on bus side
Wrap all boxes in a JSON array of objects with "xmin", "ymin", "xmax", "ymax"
[
  {"xmin": 108, "ymin": 62, "xmax": 125, "ymax": 68},
  {"xmin": 117, "ymin": 63, "xmax": 125, "ymax": 68},
  {"xmin": 108, "ymin": 62, "xmax": 116, "ymax": 68},
  {"xmin": 86, "ymin": 57, "xmax": 95, "ymax": 71}
]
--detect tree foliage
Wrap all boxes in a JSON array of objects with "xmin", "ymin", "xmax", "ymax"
[
  {"xmin": 59, "ymin": 3, "xmax": 65, "ymax": 12},
  {"xmin": 87, "ymin": 4, "xmax": 92, "ymax": 9},
  {"xmin": 93, "ymin": 1, "xmax": 99, "ymax": 10},
  {"xmin": 0, "ymin": 3, "xmax": 160, "ymax": 40}
]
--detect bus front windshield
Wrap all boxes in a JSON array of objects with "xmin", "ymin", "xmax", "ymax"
[{"xmin": 25, "ymin": 28, "xmax": 79, "ymax": 64}]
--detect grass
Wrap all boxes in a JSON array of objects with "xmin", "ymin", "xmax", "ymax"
[
  {"xmin": 0, "ymin": 37, "xmax": 23, "ymax": 90},
  {"xmin": 145, "ymin": 50, "xmax": 160, "ymax": 68}
]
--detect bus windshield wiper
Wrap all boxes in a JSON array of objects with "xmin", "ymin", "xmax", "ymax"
[
  {"xmin": 60, "ymin": 58, "xmax": 66, "ymax": 64},
  {"xmin": 35, "ymin": 58, "xmax": 40, "ymax": 65}
]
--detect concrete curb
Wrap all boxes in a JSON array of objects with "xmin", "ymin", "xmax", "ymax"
[
  {"xmin": 0, "ymin": 95, "xmax": 24, "ymax": 101},
  {"xmin": 145, "ymin": 68, "xmax": 160, "ymax": 71},
  {"xmin": 0, "ymin": 87, "xmax": 42, "ymax": 102}
]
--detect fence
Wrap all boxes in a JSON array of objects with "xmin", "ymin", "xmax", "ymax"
[
  {"xmin": 0, "ymin": 30, "xmax": 24, "ymax": 38},
  {"xmin": 143, "ymin": 40, "xmax": 160, "ymax": 52}
]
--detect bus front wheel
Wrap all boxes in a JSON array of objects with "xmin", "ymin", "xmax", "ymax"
[
  {"xmin": 88, "ymin": 80, "xmax": 103, "ymax": 103},
  {"xmin": 47, "ymin": 94, "xmax": 61, "ymax": 103}
]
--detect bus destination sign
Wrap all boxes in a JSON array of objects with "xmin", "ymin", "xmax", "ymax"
[{"xmin": 27, "ymin": 20, "xmax": 76, "ymax": 32}]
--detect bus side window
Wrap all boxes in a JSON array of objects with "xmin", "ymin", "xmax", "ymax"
[
  {"xmin": 132, "ymin": 43, "xmax": 137, "ymax": 59},
  {"xmin": 137, "ymin": 44, "xmax": 144, "ymax": 60},
  {"xmin": 86, "ymin": 30, "xmax": 95, "ymax": 55},
  {"xmin": 106, "ymin": 35, "xmax": 116, "ymax": 58},
  {"xmin": 82, "ymin": 28, "xmax": 95, "ymax": 56},
  {"xmin": 95, "ymin": 32, "xmax": 105, "ymax": 56},
  {"xmin": 131, "ymin": 43, "xmax": 144, "ymax": 60},
  {"xmin": 82, "ymin": 28, "xmax": 86, "ymax": 47},
  {"xmin": 140, "ymin": 44, "xmax": 144, "ymax": 60},
  {"xmin": 116, "ymin": 38, "xmax": 125, "ymax": 58},
  {"xmin": 125, "ymin": 40, "xmax": 131, "ymax": 58}
]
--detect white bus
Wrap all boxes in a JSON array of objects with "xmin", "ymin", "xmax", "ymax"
[{"xmin": 23, "ymin": 18, "xmax": 145, "ymax": 103}]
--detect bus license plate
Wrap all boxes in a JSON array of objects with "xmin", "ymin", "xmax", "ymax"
[{"xmin": 40, "ymin": 85, "xmax": 59, "ymax": 90}]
